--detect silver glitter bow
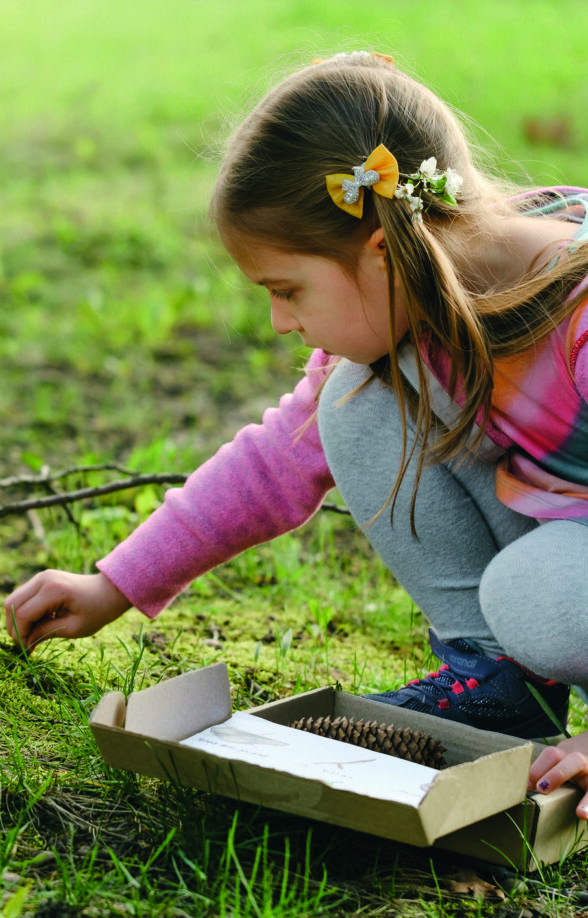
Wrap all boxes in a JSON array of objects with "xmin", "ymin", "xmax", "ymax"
[{"xmin": 341, "ymin": 165, "xmax": 380, "ymax": 205}]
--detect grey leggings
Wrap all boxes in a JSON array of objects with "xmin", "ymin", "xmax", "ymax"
[{"xmin": 317, "ymin": 358, "xmax": 588, "ymax": 688}]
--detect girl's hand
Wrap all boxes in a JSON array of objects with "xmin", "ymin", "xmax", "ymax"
[
  {"xmin": 4, "ymin": 571, "xmax": 132, "ymax": 651},
  {"xmin": 528, "ymin": 732, "xmax": 588, "ymax": 819}
]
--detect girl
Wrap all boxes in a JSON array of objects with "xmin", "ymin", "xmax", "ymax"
[{"xmin": 5, "ymin": 51, "xmax": 588, "ymax": 814}]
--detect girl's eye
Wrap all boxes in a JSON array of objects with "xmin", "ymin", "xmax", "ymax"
[{"xmin": 270, "ymin": 289, "xmax": 294, "ymax": 301}]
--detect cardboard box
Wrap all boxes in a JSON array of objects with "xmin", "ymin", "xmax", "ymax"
[
  {"xmin": 89, "ymin": 663, "xmax": 587, "ymax": 870},
  {"xmin": 438, "ymin": 780, "xmax": 588, "ymax": 870}
]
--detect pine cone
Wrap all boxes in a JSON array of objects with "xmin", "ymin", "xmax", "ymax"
[{"xmin": 289, "ymin": 715, "xmax": 446, "ymax": 769}]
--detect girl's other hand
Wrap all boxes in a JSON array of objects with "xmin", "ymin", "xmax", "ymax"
[
  {"xmin": 528, "ymin": 732, "xmax": 588, "ymax": 819},
  {"xmin": 4, "ymin": 571, "xmax": 131, "ymax": 651}
]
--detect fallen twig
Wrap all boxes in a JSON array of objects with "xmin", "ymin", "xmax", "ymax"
[
  {"xmin": 321, "ymin": 502, "xmax": 351, "ymax": 515},
  {"xmin": 0, "ymin": 462, "xmax": 137, "ymax": 490},
  {"xmin": 0, "ymin": 473, "xmax": 188, "ymax": 518},
  {"xmin": 0, "ymin": 466, "xmax": 351, "ymax": 518}
]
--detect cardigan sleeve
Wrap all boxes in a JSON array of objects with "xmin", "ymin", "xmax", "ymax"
[{"xmin": 97, "ymin": 349, "xmax": 336, "ymax": 617}]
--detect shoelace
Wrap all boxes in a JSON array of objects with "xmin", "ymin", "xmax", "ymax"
[{"xmin": 406, "ymin": 664, "xmax": 480, "ymax": 711}]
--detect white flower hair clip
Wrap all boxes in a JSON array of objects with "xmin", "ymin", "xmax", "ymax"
[
  {"xmin": 333, "ymin": 50, "xmax": 372, "ymax": 62},
  {"xmin": 394, "ymin": 158, "xmax": 463, "ymax": 224}
]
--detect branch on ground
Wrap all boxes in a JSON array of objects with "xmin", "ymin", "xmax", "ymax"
[{"xmin": 0, "ymin": 466, "xmax": 350, "ymax": 517}]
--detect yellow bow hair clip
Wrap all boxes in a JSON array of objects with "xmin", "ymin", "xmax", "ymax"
[{"xmin": 326, "ymin": 144, "xmax": 400, "ymax": 218}]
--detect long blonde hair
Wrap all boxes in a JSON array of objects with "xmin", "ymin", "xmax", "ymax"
[{"xmin": 211, "ymin": 53, "xmax": 588, "ymax": 524}]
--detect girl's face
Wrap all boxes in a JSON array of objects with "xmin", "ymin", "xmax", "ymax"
[{"xmin": 223, "ymin": 229, "xmax": 408, "ymax": 364}]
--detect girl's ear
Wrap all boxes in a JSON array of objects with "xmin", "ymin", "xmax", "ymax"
[
  {"xmin": 367, "ymin": 226, "xmax": 386, "ymax": 251},
  {"xmin": 366, "ymin": 227, "xmax": 387, "ymax": 267}
]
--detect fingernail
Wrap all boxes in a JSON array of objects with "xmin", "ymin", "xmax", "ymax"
[{"xmin": 538, "ymin": 779, "xmax": 550, "ymax": 792}]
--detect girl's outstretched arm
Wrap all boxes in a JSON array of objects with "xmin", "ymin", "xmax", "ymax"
[
  {"xmin": 4, "ymin": 350, "xmax": 335, "ymax": 645},
  {"xmin": 97, "ymin": 349, "xmax": 335, "ymax": 617},
  {"xmin": 528, "ymin": 733, "xmax": 588, "ymax": 819},
  {"xmin": 4, "ymin": 571, "xmax": 132, "ymax": 651}
]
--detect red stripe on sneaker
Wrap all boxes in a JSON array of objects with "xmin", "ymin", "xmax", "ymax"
[
  {"xmin": 496, "ymin": 655, "xmax": 562, "ymax": 685},
  {"xmin": 451, "ymin": 682, "xmax": 465, "ymax": 695}
]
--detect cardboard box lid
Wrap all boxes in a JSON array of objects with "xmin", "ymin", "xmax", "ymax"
[
  {"xmin": 90, "ymin": 663, "xmax": 534, "ymax": 848},
  {"xmin": 92, "ymin": 662, "xmax": 232, "ymax": 741}
]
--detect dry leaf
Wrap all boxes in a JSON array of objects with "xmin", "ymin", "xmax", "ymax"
[{"xmin": 445, "ymin": 868, "xmax": 507, "ymax": 900}]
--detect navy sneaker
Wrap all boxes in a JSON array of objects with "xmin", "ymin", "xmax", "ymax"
[{"xmin": 365, "ymin": 629, "xmax": 569, "ymax": 739}]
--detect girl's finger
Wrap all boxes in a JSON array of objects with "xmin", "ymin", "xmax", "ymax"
[
  {"xmin": 5, "ymin": 602, "xmax": 32, "ymax": 645},
  {"xmin": 5, "ymin": 578, "xmax": 51, "ymax": 641},
  {"xmin": 12, "ymin": 576, "xmax": 72, "ymax": 624},
  {"xmin": 6, "ymin": 595, "xmax": 58, "ymax": 645},
  {"xmin": 4, "ymin": 573, "xmax": 45, "ymax": 612},
  {"xmin": 533, "ymin": 751, "xmax": 588, "ymax": 794},
  {"xmin": 25, "ymin": 617, "xmax": 69, "ymax": 649},
  {"xmin": 16, "ymin": 610, "xmax": 74, "ymax": 651},
  {"xmin": 7, "ymin": 593, "xmax": 69, "ymax": 648},
  {"xmin": 528, "ymin": 746, "xmax": 565, "ymax": 788},
  {"xmin": 576, "ymin": 790, "xmax": 588, "ymax": 820}
]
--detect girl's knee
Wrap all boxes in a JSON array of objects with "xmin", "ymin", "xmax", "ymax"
[
  {"xmin": 479, "ymin": 551, "xmax": 554, "ymax": 675},
  {"xmin": 479, "ymin": 549, "xmax": 523, "ymax": 638},
  {"xmin": 479, "ymin": 522, "xmax": 588, "ymax": 680}
]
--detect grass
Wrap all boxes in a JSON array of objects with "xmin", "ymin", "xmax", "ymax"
[{"xmin": 2, "ymin": 0, "xmax": 588, "ymax": 914}]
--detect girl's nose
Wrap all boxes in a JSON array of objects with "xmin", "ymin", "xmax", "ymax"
[{"xmin": 270, "ymin": 302, "xmax": 300, "ymax": 336}]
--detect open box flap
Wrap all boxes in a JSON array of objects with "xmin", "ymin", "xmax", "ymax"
[
  {"xmin": 90, "ymin": 662, "xmax": 231, "ymax": 741},
  {"xmin": 417, "ymin": 744, "xmax": 533, "ymax": 842}
]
